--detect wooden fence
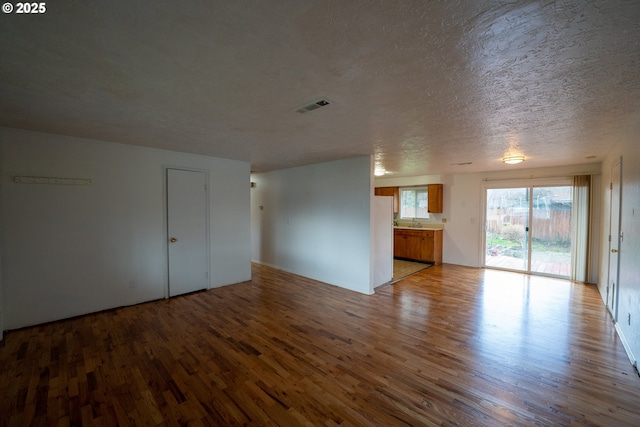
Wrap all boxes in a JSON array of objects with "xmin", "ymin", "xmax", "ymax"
[{"xmin": 486, "ymin": 208, "xmax": 571, "ymax": 243}]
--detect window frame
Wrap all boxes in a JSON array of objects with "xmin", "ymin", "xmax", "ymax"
[{"xmin": 399, "ymin": 187, "xmax": 430, "ymax": 220}]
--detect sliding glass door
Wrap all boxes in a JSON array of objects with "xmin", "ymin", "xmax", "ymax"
[
  {"xmin": 484, "ymin": 182, "xmax": 572, "ymax": 278},
  {"xmin": 485, "ymin": 187, "xmax": 530, "ymax": 272},
  {"xmin": 530, "ymin": 186, "xmax": 572, "ymax": 276}
]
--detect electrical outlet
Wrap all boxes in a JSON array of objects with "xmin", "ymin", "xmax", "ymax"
[{"xmin": 129, "ymin": 280, "xmax": 135, "ymax": 289}]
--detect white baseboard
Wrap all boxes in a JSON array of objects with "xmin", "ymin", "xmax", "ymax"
[
  {"xmin": 251, "ymin": 259, "xmax": 297, "ymax": 275},
  {"xmin": 615, "ymin": 322, "xmax": 638, "ymax": 368},
  {"xmin": 251, "ymin": 259, "xmax": 375, "ymax": 295}
]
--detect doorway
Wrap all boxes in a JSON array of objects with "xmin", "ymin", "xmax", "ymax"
[
  {"xmin": 606, "ymin": 159, "xmax": 622, "ymax": 320},
  {"xmin": 166, "ymin": 168, "xmax": 209, "ymax": 297},
  {"xmin": 484, "ymin": 182, "xmax": 573, "ymax": 278}
]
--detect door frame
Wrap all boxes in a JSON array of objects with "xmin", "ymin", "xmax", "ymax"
[
  {"xmin": 606, "ymin": 158, "xmax": 622, "ymax": 320},
  {"xmin": 163, "ymin": 166, "xmax": 211, "ymax": 299},
  {"xmin": 481, "ymin": 184, "xmax": 532, "ymax": 272},
  {"xmin": 481, "ymin": 177, "xmax": 573, "ymax": 276}
]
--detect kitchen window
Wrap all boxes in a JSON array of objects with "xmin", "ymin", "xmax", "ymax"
[{"xmin": 400, "ymin": 187, "xmax": 429, "ymax": 219}]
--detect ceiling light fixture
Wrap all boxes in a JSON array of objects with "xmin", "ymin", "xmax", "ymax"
[
  {"xmin": 374, "ymin": 167, "xmax": 387, "ymax": 176},
  {"xmin": 503, "ymin": 155, "xmax": 525, "ymax": 164}
]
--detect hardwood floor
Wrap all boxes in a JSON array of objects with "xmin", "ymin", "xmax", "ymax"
[{"xmin": 1, "ymin": 263, "xmax": 639, "ymax": 426}]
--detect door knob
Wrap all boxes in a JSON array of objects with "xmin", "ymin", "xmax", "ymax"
[
  {"xmin": 170, "ymin": 237, "xmax": 177, "ymax": 243},
  {"xmin": 611, "ymin": 248, "xmax": 618, "ymax": 253}
]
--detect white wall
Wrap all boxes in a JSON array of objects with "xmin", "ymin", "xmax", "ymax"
[
  {"xmin": 0, "ymin": 127, "xmax": 251, "ymax": 329},
  {"xmin": 376, "ymin": 163, "xmax": 601, "ymax": 267},
  {"xmin": 373, "ymin": 174, "xmax": 444, "ymax": 188},
  {"xmin": 599, "ymin": 113, "xmax": 640, "ymax": 367},
  {"xmin": 0, "ymin": 185, "xmax": 3, "ymax": 339},
  {"xmin": 251, "ymin": 156, "xmax": 374, "ymax": 294}
]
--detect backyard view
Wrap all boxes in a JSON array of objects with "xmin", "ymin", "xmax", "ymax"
[{"xmin": 485, "ymin": 186, "xmax": 572, "ymax": 277}]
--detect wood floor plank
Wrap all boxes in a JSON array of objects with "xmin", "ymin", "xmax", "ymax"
[{"xmin": 1, "ymin": 263, "xmax": 640, "ymax": 426}]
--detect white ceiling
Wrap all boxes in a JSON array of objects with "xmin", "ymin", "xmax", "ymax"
[{"xmin": 1, "ymin": 1, "xmax": 639, "ymax": 177}]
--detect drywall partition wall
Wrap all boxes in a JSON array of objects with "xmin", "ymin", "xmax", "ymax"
[
  {"xmin": 207, "ymin": 159, "xmax": 252, "ymax": 288},
  {"xmin": 374, "ymin": 174, "xmax": 444, "ymax": 187},
  {"xmin": 251, "ymin": 156, "xmax": 373, "ymax": 294},
  {"xmin": 599, "ymin": 117, "xmax": 640, "ymax": 367},
  {"xmin": 0, "ymin": 127, "xmax": 251, "ymax": 329},
  {"xmin": 440, "ymin": 173, "xmax": 481, "ymax": 267}
]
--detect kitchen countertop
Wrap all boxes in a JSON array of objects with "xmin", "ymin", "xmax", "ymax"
[{"xmin": 394, "ymin": 225, "xmax": 444, "ymax": 231}]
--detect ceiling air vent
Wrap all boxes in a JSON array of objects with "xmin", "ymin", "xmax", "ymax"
[{"xmin": 295, "ymin": 98, "xmax": 331, "ymax": 114}]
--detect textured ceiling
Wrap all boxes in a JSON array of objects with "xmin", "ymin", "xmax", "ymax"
[{"xmin": 1, "ymin": 0, "xmax": 639, "ymax": 176}]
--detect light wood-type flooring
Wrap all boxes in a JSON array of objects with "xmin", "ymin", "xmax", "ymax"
[{"xmin": 1, "ymin": 263, "xmax": 639, "ymax": 426}]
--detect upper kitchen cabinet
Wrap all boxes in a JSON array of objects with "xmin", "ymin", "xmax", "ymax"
[
  {"xmin": 374, "ymin": 186, "xmax": 399, "ymax": 213},
  {"xmin": 427, "ymin": 184, "xmax": 443, "ymax": 213}
]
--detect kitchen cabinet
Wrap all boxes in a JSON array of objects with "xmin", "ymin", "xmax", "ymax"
[
  {"xmin": 427, "ymin": 184, "xmax": 443, "ymax": 213},
  {"xmin": 393, "ymin": 228, "xmax": 443, "ymax": 265},
  {"xmin": 375, "ymin": 186, "xmax": 399, "ymax": 213}
]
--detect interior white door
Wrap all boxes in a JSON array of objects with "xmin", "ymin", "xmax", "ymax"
[
  {"xmin": 607, "ymin": 160, "xmax": 622, "ymax": 319},
  {"xmin": 167, "ymin": 168, "xmax": 208, "ymax": 297}
]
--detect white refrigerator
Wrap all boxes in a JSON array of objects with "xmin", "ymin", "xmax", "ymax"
[{"xmin": 372, "ymin": 196, "xmax": 394, "ymax": 288}]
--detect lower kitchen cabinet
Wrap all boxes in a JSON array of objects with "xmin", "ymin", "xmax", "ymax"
[{"xmin": 393, "ymin": 228, "xmax": 443, "ymax": 265}]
